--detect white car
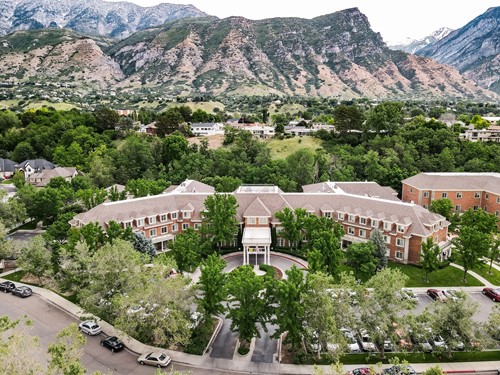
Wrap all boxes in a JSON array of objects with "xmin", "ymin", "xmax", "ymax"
[
  {"xmin": 359, "ymin": 329, "xmax": 376, "ymax": 352},
  {"xmin": 401, "ymin": 288, "xmax": 419, "ymax": 302},
  {"xmin": 341, "ymin": 328, "xmax": 361, "ymax": 353},
  {"xmin": 79, "ymin": 320, "xmax": 102, "ymax": 336},
  {"xmin": 442, "ymin": 289, "xmax": 460, "ymax": 301},
  {"xmin": 137, "ymin": 352, "xmax": 171, "ymax": 368}
]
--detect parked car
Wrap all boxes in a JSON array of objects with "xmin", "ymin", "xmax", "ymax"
[
  {"xmin": 482, "ymin": 287, "xmax": 500, "ymax": 302},
  {"xmin": 411, "ymin": 333, "xmax": 433, "ymax": 353},
  {"xmin": 0, "ymin": 281, "xmax": 16, "ymax": 293},
  {"xmin": 442, "ymin": 289, "xmax": 460, "ymax": 301},
  {"xmin": 189, "ymin": 311, "xmax": 202, "ymax": 329},
  {"xmin": 382, "ymin": 365, "xmax": 416, "ymax": 375},
  {"xmin": 341, "ymin": 328, "xmax": 361, "ymax": 353},
  {"xmin": 427, "ymin": 289, "xmax": 447, "ymax": 302},
  {"xmin": 348, "ymin": 368, "xmax": 372, "ymax": 375},
  {"xmin": 400, "ymin": 288, "xmax": 418, "ymax": 302},
  {"xmin": 78, "ymin": 320, "xmax": 102, "ymax": 336},
  {"xmin": 381, "ymin": 338, "xmax": 394, "ymax": 352},
  {"xmin": 430, "ymin": 334, "xmax": 447, "ymax": 350},
  {"xmin": 359, "ymin": 329, "xmax": 376, "ymax": 352},
  {"xmin": 137, "ymin": 352, "xmax": 171, "ymax": 368},
  {"xmin": 12, "ymin": 286, "xmax": 32, "ymax": 298},
  {"xmin": 100, "ymin": 336, "xmax": 125, "ymax": 352}
]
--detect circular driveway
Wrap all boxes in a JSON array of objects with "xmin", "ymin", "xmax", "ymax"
[{"xmin": 222, "ymin": 251, "xmax": 308, "ymax": 279}]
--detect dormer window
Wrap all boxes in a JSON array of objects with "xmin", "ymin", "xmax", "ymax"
[
  {"xmin": 171, "ymin": 212, "xmax": 178, "ymax": 220},
  {"xmin": 247, "ymin": 217, "xmax": 256, "ymax": 224},
  {"xmin": 397, "ymin": 225, "xmax": 405, "ymax": 233},
  {"xmin": 348, "ymin": 215, "xmax": 356, "ymax": 223},
  {"xmin": 383, "ymin": 221, "xmax": 392, "ymax": 231},
  {"xmin": 324, "ymin": 212, "xmax": 332, "ymax": 218},
  {"xmin": 137, "ymin": 218, "xmax": 144, "ymax": 227},
  {"xmin": 371, "ymin": 220, "xmax": 379, "ymax": 228},
  {"xmin": 183, "ymin": 211, "xmax": 191, "ymax": 219},
  {"xmin": 359, "ymin": 217, "xmax": 367, "ymax": 225},
  {"xmin": 160, "ymin": 214, "xmax": 167, "ymax": 222},
  {"xmin": 337, "ymin": 212, "xmax": 345, "ymax": 220},
  {"xmin": 258, "ymin": 217, "xmax": 268, "ymax": 225},
  {"xmin": 148, "ymin": 216, "xmax": 156, "ymax": 225}
]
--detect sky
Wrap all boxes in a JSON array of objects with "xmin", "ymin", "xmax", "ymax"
[{"xmin": 108, "ymin": 0, "xmax": 498, "ymax": 43}]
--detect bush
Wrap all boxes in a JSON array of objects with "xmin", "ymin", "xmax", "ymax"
[
  {"xmin": 183, "ymin": 318, "xmax": 214, "ymax": 355},
  {"xmin": 238, "ymin": 346, "xmax": 250, "ymax": 355},
  {"xmin": 439, "ymin": 259, "xmax": 451, "ymax": 269},
  {"xmin": 259, "ymin": 264, "xmax": 275, "ymax": 279}
]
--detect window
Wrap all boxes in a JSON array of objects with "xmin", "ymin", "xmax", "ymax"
[
  {"xmin": 161, "ymin": 226, "xmax": 168, "ymax": 234},
  {"xmin": 348, "ymin": 215, "xmax": 356, "ymax": 223},
  {"xmin": 474, "ymin": 192, "xmax": 480, "ymax": 199},
  {"xmin": 441, "ymin": 192, "xmax": 448, "ymax": 198},
  {"xmin": 371, "ymin": 220, "xmax": 379, "ymax": 228},
  {"xmin": 395, "ymin": 251, "xmax": 404, "ymax": 260},
  {"xmin": 182, "ymin": 223, "xmax": 189, "ymax": 230},
  {"xmin": 423, "ymin": 192, "xmax": 429, "ymax": 198},
  {"xmin": 383, "ymin": 235, "xmax": 391, "ymax": 244},
  {"xmin": 484, "ymin": 206, "xmax": 488, "ymax": 212},
  {"xmin": 137, "ymin": 218, "xmax": 144, "ymax": 227},
  {"xmin": 258, "ymin": 217, "xmax": 268, "ymax": 225},
  {"xmin": 497, "ymin": 197, "xmax": 500, "ymax": 204},
  {"xmin": 150, "ymin": 229, "xmax": 156, "ymax": 237},
  {"xmin": 456, "ymin": 192, "xmax": 462, "ymax": 199},
  {"xmin": 348, "ymin": 227, "xmax": 355, "ymax": 235},
  {"xmin": 396, "ymin": 238, "xmax": 405, "ymax": 247},
  {"xmin": 247, "ymin": 217, "xmax": 256, "ymax": 224},
  {"xmin": 397, "ymin": 225, "xmax": 405, "ymax": 233},
  {"xmin": 337, "ymin": 212, "xmax": 345, "ymax": 220},
  {"xmin": 124, "ymin": 222, "xmax": 132, "ymax": 228},
  {"xmin": 148, "ymin": 216, "xmax": 156, "ymax": 225},
  {"xmin": 172, "ymin": 224, "xmax": 178, "ymax": 232},
  {"xmin": 324, "ymin": 212, "xmax": 332, "ymax": 218},
  {"xmin": 359, "ymin": 229, "xmax": 366, "ymax": 238},
  {"xmin": 409, "ymin": 187, "xmax": 413, "ymax": 193},
  {"xmin": 359, "ymin": 217, "xmax": 367, "ymax": 225},
  {"xmin": 473, "ymin": 205, "xmax": 479, "ymax": 211},
  {"xmin": 455, "ymin": 205, "xmax": 461, "ymax": 212},
  {"xmin": 383, "ymin": 221, "xmax": 392, "ymax": 231},
  {"xmin": 171, "ymin": 212, "xmax": 178, "ymax": 220},
  {"xmin": 183, "ymin": 211, "xmax": 191, "ymax": 219},
  {"xmin": 496, "ymin": 211, "xmax": 499, "ymax": 217},
  {"xmin": 486, "ymin": 193, "xmax": 489, "ymax": 200},
  {"xmin": 160, "ymin": 214, "xmax": 167, "ymax": 222},
  {"xmin": 277, "ymin": 238, "xmax": 285, "ymax": 247}
]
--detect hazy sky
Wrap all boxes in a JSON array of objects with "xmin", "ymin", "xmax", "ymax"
[{"xmin": 109, "ymin": 0, "xmax": 498, "ymax": 43}]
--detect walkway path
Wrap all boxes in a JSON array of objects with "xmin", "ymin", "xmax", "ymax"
[{"xmin": 450, "ymin": 262, "xmax": 493, "ymax": 287}]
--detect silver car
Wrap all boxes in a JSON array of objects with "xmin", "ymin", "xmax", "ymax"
[
  {"xmin": 137, "ymin": 352, "xmax": 171, "ymax": 368},
  {"xmin": 78, "ymin": 320, "xmax": 102, "ymax": 336}
]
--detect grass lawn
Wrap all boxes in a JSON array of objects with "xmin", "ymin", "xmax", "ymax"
[
  {"xmin": 388, "ymin": 263, "xmax": 484, "ymax": 287},
  {"xmin": 473, "ymin": 261, "xmax": 500, "ymax": 286},
  {"xmin": 1, "ymin": 179, "xmax": 14, "ymax": 185},
  {"xmin": 266, "ymin": 136, "xmax": 323, "ymax": 160}
]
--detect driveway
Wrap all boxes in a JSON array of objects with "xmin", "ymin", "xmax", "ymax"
[
  {"xmin": 209, "ymin": 318, "xmax": 238, "ymax": 359},
  {"xmin": 0, "ymin": 293, "xmax": 237, "ymax": 374},
  {"xmin": 251, "ymin": 323, "xmax": 277, "ymax": 363}
]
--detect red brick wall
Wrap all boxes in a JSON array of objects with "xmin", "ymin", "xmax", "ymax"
[{"xmin": 402, "ymin": 184, "xmax": 420, "ymax": 204}]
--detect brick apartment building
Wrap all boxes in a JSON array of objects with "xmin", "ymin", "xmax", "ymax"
[
  {"xmin": 71, "ymin": 179, "xmax": 450, "ymax": 265},
  {"xmin": 402, "ymin": 173, "xmax": 500, "ymax": 229}
]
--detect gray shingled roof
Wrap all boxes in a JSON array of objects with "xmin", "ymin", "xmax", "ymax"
[
  {"xmin": 17, "ymin": 159, "xmax": 55, "ymax": 171},
  {"xmin": 73, "ymin": 180, "xmax": 445, "ymax": 238},
  {"xmin": 302, "ymin": 181, "xmax": 399, "ymax": 201},
  {"xmin": 0, "ymin": 158, "xmax": 17, "ymax": 173},
  {"xmin": 402, "ymin": 173, "xmax": 500, "ymax": 195}
]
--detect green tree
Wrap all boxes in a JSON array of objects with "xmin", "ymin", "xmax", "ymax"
[
  {"xmin": 361, "ymin": 268, "xmax": 410, "ymax": 358},
  {"xmin": 365, "ymin": 102, "xmax": 404, "ymax": 135},
  {"xmin": 272, "ymin": 266, "xmax": 306, "ymax": 350},
  {"xmin": 226, "ymin": 265, "xmax": 270, "ymax": 343},
  {"xmin": 303, "ymin": 272, "xmax": 341, "ymax": 359},
  {"xmin": 285, "ymin": 149, "xmax": 315, "ymax": 188},
  {"xmin": 156, "ymin": 107, "xmax": 184, "ymax": 137},
  {"xmin": 94, "ymin": 106, "xmax": 120, "ymax": 133},
  {"xmin": 429, "ymin": 198, "xmax": 454, "ymax": 221},
  {"xmin": 419, "ymin": 237, "xmax": 441, "ymax": 282},
  {"xmin": 275, "ymin": 208, "xmax": 308, "ymax": 250},
  {"xmin": 345, "ymin": 242, "xmax": 377, "ymax": 280},
  {"xmin": 459, "ymin": 208, "xmax": 498, "ymax": 234},
  {"xmin": 133, "ymin": 232, "xmax": 156, "ymax": 258},
  {"xmin": 452, "ymin": 226, "xmax": 491, "ymax": 283},
  {"xmin": 44, "ymin": 212, "xmax": 76, "ymax": 245},
  {"xmin": 76, "ymin": 188, "xmax": 107, "ymax": 210},
  {"xmin": 370, "ymin": 228, "xmax": 388, "ymax": 270},
  {"xmin": 17, "ymin": 236, "xmax": 52, "ymax": 284},
  {"xmin": 487, "ymin": 238, "xmax": 500, "ymax": 274},
  {"xmin": 0, "ymin": 110, "xmax": 20, "ymax": 132},
  {"xmin": 172, "ymin": 228, "xmax": 204, "ymax": 272},
  {"xmin": 307, "ymin": 221, "xmax": 344, "ymax": 277},
  {"xmin": 422, "ymin": 367, "xmax": 445, "ymax": 375},
  {"xmin": 28, "ymin": 188, "xmax": 63, "ymax": 224},
  {"xmin": 47, "ymin": 323, "xmax": 87, "ymax": 375},
  {"xmin": 162, "ymin": 134, "xmax": 189, "ymax": 167},
  {"xmin": 197, "ymin": 253, "xmax": 227, "ymax": 319},
  {"xmin": 333, "ymin": 104, "xmax": 364, "ymax": 135},
  {"xmin": 201, "ymin": 193, "xmax": 238, "ymax": 251}
]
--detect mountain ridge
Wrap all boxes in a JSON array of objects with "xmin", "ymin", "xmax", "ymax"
[{"xmin": 388, "ymin": 27, "xmax": 454, "ymax": 54}]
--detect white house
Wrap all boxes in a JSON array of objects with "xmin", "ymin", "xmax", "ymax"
[{"xmin": 190, "ymin": 123, "xmax": 225, "ymax": 136}]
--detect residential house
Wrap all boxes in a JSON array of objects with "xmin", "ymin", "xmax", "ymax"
[
  {"xmin": 28, "ymin": 167, "xmax": 78, "ymax": 187},
  {"xmin": 0, "ymin": 158, "xmax": 17, "ymax": 179},
  {"xmin": 460, "ymin": 126, "xmax": 500, "ymax": 143},
  {"xmin": 190, "ymin": 122, "xmax": 225, "ymax": 136},
  {"xmin": 241, "ymin": 125, "xmax": 275, "ymax": 139},
  {"xmin": 402, "ymin": 172, "xmax": 500, "ymax": 229},
  {"xmin": 16, "ymin": 159, "xmax": 55, "ymax": 180},
  {"xmin": 138, "ymin": 123, "xmax": 157, "ymax": 136},
  {"xmin": 71, "ymin": 179, "xmax": 449, "ymax": 264}
]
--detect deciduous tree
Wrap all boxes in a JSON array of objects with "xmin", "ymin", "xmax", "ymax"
[
  {"xmin": 17, "ymin": 236, "xmax": 52, "ymax": 284},
  {"xmin": 172, "ymin": 228, "xmax": 204, "ymax": 272},
  {"xmin": 197, "ymin": 253, "xmax": 227, "ymax": 319},
  {"xmin": 201, "ymin": 193, "xmax": 238, "ymax": 251},
  {"xmin": 345, "ymin": 242, "xmax": 377, "ymax": 280},
  {"xmin": 419, "ymin": 237, "xmax": 441, "ymax": 282}
]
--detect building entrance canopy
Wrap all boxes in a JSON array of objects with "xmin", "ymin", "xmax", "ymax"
[{"xmin": 242, "ymin": 227, "xmax": 271, "ymax": 265}]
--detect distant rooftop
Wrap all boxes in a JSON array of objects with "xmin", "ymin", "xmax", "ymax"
[{"xmin": 236, "ymin": 185, "xmax": 282, "ymax": 194}]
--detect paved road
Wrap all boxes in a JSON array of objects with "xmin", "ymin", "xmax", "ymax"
[
  {"xmin": 251, "ymin": 323, "xmax": 277, "ymax": 363},
  {"xmin": 209, "ymin": 317, "xmax": 238, "ymax": 359},
  {"xmin": 0, "ymin": 292, "xmax": 237, "ymax": 375}
]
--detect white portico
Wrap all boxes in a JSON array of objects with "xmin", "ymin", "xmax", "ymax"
[{"xmin": 242, "ymin": 227, "xmax": 272, "ymax": 265}]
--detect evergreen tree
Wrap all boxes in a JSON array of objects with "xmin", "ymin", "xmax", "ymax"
[{"xmin": 370, "ymin": 228, "xmax": 388, "ymax": 270}]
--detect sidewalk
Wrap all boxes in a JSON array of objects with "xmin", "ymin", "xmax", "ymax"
[
  {"xmin": 2, "ymin": 272, "xmax": 500, "ymax": 374},
  {"xmin": 450, "ymin": 262, "xmax": 493, "ymax": 287}
]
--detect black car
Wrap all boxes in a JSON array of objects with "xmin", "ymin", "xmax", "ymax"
[
  {"xmin": 100, "ymin": 336, "xmax": 125, "ymax": 352},
  {"xmin": 0, "ymin": 281, "xmax": 16, "ymax": 293},
  {"xmin": 11, "ymin": 286, "xmax": 32, "ymax": 298}
]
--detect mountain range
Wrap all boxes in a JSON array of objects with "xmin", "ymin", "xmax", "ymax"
[
  {"xmin": 0, "ymin": 0, "xmax": 207, "ymax": 39},
  {"xmin": 416, "ymin": 6, "xmax": 500, "ymax": 95},
  {"xmin": 0, "ymin": 3, "xmax": 497, "ymax": 101},
  {"xmin": 388, "ymin": 27, "xmax": 454, "ymax": 54}
]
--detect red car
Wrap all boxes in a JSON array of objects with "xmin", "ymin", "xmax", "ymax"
[
  {"xmin": 427, "ymin": 289, "xmax": 447, "ymax": 302},
  {"xmin": 349, "ymin": 368, "xmax": 372, "ymax": 375},
  {"xmin": 482, "ymin": 288, "xmax": 500, "ymax": 302}
]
